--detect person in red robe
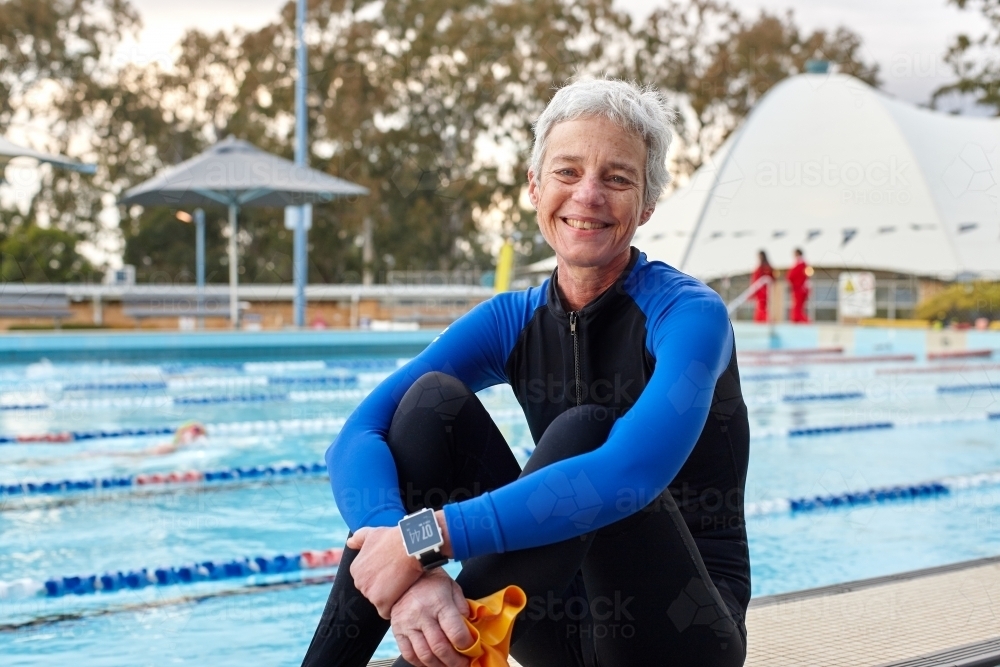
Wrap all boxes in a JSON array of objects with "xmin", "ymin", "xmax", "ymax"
[
  {"xmin": 787, "ymin": 248, "xmax": 811, "ymax": 323},
  {"xmin": 751, "ymin": 250, "xmax": 773, "ymax": 322}
]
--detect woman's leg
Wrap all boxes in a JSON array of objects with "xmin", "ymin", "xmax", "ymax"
[
  {"xmin": 455, "ymin": 404, "xmax": 620, "ymax": 667},
  {"xmin": 581, "ymin": 492, "xmax": 746, "ymax": 666},
  {"xmin": 301, "ymin": 372, "xmax": 521, "ymax": 667},
  {"xmin": 455, "ymin": 404, "xmax": 746, "ymax": 667}
]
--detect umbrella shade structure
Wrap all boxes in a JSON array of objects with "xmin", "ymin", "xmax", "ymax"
[
  {"xmin": 0, "ymin": 136, "xmax": 97, "ymax": 183},
  {"xmin": 120, "ymin": 136, "xmax": 369, "ymax": 326}
]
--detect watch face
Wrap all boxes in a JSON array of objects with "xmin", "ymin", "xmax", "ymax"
[{"xmin": 399, "ymin": 510, "xmax": 442, "ymax": 556}]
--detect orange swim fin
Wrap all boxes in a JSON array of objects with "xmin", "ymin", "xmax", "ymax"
[{"xmin": 454, "ymin": 585, "xmax": 527, "ymax": 667}]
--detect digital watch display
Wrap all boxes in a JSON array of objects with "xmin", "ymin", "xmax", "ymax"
[{"xmin": 398, "ymin": 508, "xmax": 448, "ymax": 571}]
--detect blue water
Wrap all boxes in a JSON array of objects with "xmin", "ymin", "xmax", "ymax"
[{"xmin": 1, "ymin": 347, "xmax": 999, "ymax": 665}]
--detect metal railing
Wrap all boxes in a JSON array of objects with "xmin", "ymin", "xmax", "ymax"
[{"xmin": 726, "ymin": 276, "xmax": 772, "ymax": 315}]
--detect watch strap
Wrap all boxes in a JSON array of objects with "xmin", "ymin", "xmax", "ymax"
[{"xmin": 417, "ymin": 548, "xmax": 449, "ymax": 571}]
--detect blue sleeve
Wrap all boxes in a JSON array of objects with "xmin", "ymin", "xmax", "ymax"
[
  {"xmin": 326, "ymin": 289, "xmax": 539, "ymax": 532},
  {"xmin": 442, "ymin": 281, "xmax": 733, "ymax": 560}
]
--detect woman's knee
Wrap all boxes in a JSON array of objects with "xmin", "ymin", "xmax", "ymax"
[
  {"xmin": 392, "ymin": 371, "xmax": 474, "ymax": 428},
  {"xmin": 525, "ymin": 404, "xmax": 617, "ymax": 473}
]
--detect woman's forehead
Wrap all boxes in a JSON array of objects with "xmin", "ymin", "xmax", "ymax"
[{"xmin": 544, "ymin": 116, "xmax": 646, "ymax": 166}]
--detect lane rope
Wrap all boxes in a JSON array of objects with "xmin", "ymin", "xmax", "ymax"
[
  {"xmin": 0, "ymin": 547, "xmax": 343, "ymax": 600},
  {"xmin": 0, "ymin": 462, "xmax": 328, "ymax": 497},
  {"xmin": 0, "ymin": 416, "xmax": 348, "ymax": 446},
  {"xmin": 745, "ymin": 468, "xmax": 1000, "ymax": 517},
  {"xmin": 784, "ymin": 411, "xmax": 1000, "ymax": 438},
  {"xmin": 0, "ymin": 388, "xmax": 369, "ymax": 412}
]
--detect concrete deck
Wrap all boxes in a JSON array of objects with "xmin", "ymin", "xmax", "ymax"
[
  {"xmin": 370, "ymin": 555, "xmax": 1000, "ymax": 666},
  {"xmin": 747, "ymin": 555, "xmax": 1000, "ymax": 666}
]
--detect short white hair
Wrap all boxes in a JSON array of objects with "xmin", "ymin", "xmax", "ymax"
[{"xmin": 530, "ymin": 78, "xmax": 675, "ymax": 211}]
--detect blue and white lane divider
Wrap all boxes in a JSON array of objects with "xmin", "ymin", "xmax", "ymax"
[
  {"xmin": 938, "ymin": 383, "xmax": 1000, "ymax": 394},
  {"xmin": 757, "ymin": 411, "xmax": 1000, "ymax": 439},
  {"xmin": 0, "ymin": 462, "xmax": 329, "ymax": 497},
  {"xmin": 741, "ymin": 372, "xmax": 810, "ymax": 382},
  {"xmin": 744, "ymin": 469, "xmax": 1000, "ymax": 517},
  {"xmin": 0, "ymin": 548, "xmax": 344, "ymax": 600},
  {"xmin": 0, "ymin": 416, "xmax": 348, "ymax": 445},
  {"xmin": 0, "ymin": 387, "xmax": 368, "ymax": 412},
  {"xmin": 782, "ymin": 391, "xmax": 864, "ymax": 402},
  {"xmin": 59, "ymin": 374, "xmax": 360, "ymax": 393}
]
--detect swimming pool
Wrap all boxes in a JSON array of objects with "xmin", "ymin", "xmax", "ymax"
[{"xmin": 1, "ymin": 334, "xmax": 998, "ymax": 665}]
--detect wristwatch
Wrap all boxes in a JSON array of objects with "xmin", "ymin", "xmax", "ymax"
[{"xmin": 398, "ymin": 508, "xmax": 449, "ymax": 571}]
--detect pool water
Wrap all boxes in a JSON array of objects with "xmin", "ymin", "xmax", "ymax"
[{"xmin": 1, "ymin": 348, "xmax": 998, "ymax": 665}]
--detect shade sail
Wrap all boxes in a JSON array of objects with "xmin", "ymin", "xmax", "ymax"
[
  {"xmin": 120, "ymin": 136, "xmax": 368, "ymax": 208},
  {"xmin": 0, "ymin": 136, "xmax": 97, "ymax": 179}
]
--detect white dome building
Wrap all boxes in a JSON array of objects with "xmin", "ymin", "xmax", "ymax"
[{"xmin": 633, "ymin": 72, "xmax": 1000, "ymax": 284}]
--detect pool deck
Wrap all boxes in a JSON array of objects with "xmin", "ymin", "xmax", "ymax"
[
  {"xmin": 369, "ymin": 555, "xmax": 1000, "ymax": 667},
  {"xmin": 746, "ymin": 554, "xmax": 1000, "ymax": 666}
]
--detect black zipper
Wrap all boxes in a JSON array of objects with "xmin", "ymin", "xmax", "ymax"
[{"xmin": 569, "ymin": 311, "xmax": 581, "ymax": 407}]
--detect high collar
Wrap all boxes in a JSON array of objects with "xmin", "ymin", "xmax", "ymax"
[{"xmin": 546, "ymin": 247, "xmax": 641, "ymax": 319}]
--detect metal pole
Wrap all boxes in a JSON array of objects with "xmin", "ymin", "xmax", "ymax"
[
  {"xmin": 293, "ymin": 0, "xmax": 309, "ymax": 328},
  {"xmin": 195, "ymin": 208, "xmax": 205, "ymax": 329},
  {"xmin": 228, "ymin": 204, "xmax": 239, "ymax": 328}
]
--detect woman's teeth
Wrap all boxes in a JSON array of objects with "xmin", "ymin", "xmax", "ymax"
[{"xmin": 564, "ymin": 218, "xmax": 608, "ymax": 230}]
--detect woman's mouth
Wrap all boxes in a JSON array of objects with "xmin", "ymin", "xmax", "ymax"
[{"xmin": 563, "ymin": 218, "xmax": 610, "ymax": 230}]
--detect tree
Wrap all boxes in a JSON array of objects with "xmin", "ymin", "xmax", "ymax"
[
  {"xmin": 0, "ymin": 0, "xmax": 141, "ymax": 250},
  {"xmin": 633, "ymin": 2, "xmax": 878, "ymax": 181},
  {"xmin": 119, "ymin": 0, "xmax": 634, "ymax": 281},
  {"xmin": 4, "ymin": 0, "xmax": 879, "ymax": 283},
  {"xmin": 933, "ymin": 0, "xmax": 1000, "ymax": 112},
  {"xmin": 0, "ymin": 221, "xmax": 96, "ymax": 282}
]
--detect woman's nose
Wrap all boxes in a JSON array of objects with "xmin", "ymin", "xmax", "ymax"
[{"xmin": 571, "ymin": 174, "xmax": 605, "ymax": 206}]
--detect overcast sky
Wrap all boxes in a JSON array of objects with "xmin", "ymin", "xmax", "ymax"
[{"xmin": 121, "ymin": 0, "xmax": 990, "ymax": 110}]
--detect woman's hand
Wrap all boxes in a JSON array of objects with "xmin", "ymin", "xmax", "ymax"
[
  {"xmin": 347, "ymin": 526, "xmax": 424, "ymax": 618},
  {"xmin": 390, "ymin": 568, "xmax": 473, "ymax": 667}
]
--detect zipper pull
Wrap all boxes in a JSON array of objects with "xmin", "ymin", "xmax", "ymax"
[{"xmin": 569, "ymin": 311, "xmax": 577, "ymax": 335}]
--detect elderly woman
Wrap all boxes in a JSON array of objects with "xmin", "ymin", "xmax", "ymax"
[{"xmin": 302, "ymin": 79, "xmax": 750, "ymax": 667}]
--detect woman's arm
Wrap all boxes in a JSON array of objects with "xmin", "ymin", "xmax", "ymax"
[
  {"xmin": 327, "ymin": 289, "xmax": 542, "ymax": 531},
  {"xmin": 441, "ymin": 288, "xmax": 733, "ymax": 560}
]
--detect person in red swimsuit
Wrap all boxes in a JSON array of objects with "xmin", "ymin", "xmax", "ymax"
[
  {"xmin": 750, "ymin": 250, "xmax": 773, "ymax": 323},
  {"xmin": 787, "ymin": 248, "xmax": 811, "ymax": 323}
]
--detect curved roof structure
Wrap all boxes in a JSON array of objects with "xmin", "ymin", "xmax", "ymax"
[{"xmin": 630, "ymin": 73, "xmax": 1000, "ymax": 281}]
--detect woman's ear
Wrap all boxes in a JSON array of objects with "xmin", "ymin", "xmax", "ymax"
[
  {"xmin": 527, "ymin": 168, "xmax": 539, "ymax": 209},
  {"xmin": 639, "ymin": 205, "xmax": 656, "ymax": 225}
]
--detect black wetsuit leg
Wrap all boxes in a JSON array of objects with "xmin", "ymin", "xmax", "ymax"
[
  {"xmin": 301, "ymin": 371, "xmax": 521, "ymax": 667},
  {"xmin": 300, "ymin": 372, "xmax": 746, "ymax": 667}
]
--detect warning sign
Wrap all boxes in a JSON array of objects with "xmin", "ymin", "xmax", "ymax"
[{"xmin": 838, "ymin": 272, "xmax": 876, "ymax": 318}]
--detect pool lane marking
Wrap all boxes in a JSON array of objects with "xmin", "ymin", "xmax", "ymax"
[
  {"xmin": 0, "ymin": 572, "xmax": 339, "ymax": 633},
  {"xmin": 742, "ymin": 353, "xmax": 917, "ymax": 367},
  {"xmin": 0, "ymin": 462, "xmax": 329, "ymax": 498},
  {"xmin": 780, "ymin": 411, "xmax": 1000, "ymax": 438},
  {"xmin": 0, "ymin": 388, "xmax": 370, "ymax": 412},
  {"xmin": 739, "ymin": 347, "xmax": 845, "ymax": 356},
  {"xmin": 0, "ymin": 548, "xmax": 343, "ymax": 601},
  {"xmin": 0, "ymin": 416, "xmax": 348, "ymax": 445},
  {"xmin": 744, "ymin": 468, "xmax": 1000, "ymax": 517},
  {"xmin": 876, "ymin": 362, "xmax": 1000, "ymax": 375},
  {"xmin": 937, "ymin": 383, "xmax": 1000, "ymax": 394}
]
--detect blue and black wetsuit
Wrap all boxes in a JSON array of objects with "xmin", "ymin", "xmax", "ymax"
[{"xmin": 303, "ymin": 248, "xmax": 750, "ymax": 667}]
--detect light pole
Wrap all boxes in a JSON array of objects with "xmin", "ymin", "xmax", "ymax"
[
  {"xmin": 292, "ymin": 0, "xmax": 310, "ymax": 328},
  {"xmin": 176, "ymin": 208, "xmax": 206, "ymax": 329}
]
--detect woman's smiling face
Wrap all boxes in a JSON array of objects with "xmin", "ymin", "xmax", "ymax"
[{"xmin": 528, "ymin": 115, "xmax": 654, "ymax": 272}]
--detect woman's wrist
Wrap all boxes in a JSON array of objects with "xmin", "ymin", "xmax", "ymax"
[{"xmin": 434, "ymin": 509, "xmax": 454, "ymax": 559}]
